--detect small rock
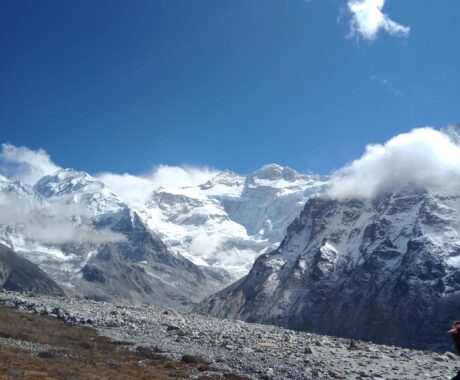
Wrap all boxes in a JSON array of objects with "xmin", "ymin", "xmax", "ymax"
[
  {"xmin": 444, "ymin": 351, "xmax": 458, "ymax": 360},
  {"xmin": 348, "ymin": 340, "xmax": 361, "ymax": 350},
  {"xmin": 329, "ymin": 370, "xmax": 346, "ymax": 379},
  {"xmin": 256, "ymin": 342, "xmax": 278, "ymax": 350},
  {"xmin": 105, "ymin": 319, "xmax": 118, "ymax": 328},
  {"xmin": 165, "ymin": 323, "xmax": 181, "ymax": 331}
]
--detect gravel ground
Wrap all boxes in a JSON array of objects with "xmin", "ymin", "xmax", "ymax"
[{"xmin": 0, "ymin": 291, "xmax": 459, "ymax": 380}]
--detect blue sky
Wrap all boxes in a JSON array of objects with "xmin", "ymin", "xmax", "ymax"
[{"xmin": 1, "ymin": 0, "xmax": 459, "ymax": 175}]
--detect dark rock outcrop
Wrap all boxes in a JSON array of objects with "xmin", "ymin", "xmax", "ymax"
[{"xmin": 0, "ymin": 244, "xmax": 63, "ymax": 296}]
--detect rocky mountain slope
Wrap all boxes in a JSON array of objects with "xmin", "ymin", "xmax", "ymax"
[
  {"xmin": 2, "ymin": 291, "xmax": 459, "ymax": 380},
  {"xmin": 140, "ymin": 164, "xmax": 327, "ymax": 279},
  {"xmin": 0, "ymin": 244, "xmax": 63, "ymax": 295},
  {"xmin": 0, "ymin": 170, "xmax": 231, "ymax": 309},
  {"xmin": 196, "ymin": 186, "xmax": 460, "ymax": 351}
]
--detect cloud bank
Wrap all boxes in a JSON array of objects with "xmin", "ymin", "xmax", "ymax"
[
  {"xmin": 328, "ymin": 127, "xmax": 460, "ymax": 199},
  {"xmin": 0, "ymin": 143, "xmax": 218, "ymax": 209},
  {"xmin": 347, "ymin": 0, "xmax": 410, "ymax": 40},
  {"xmin": 97, "ymin": 165, "xmax": 218, "ymax": 208},
  {"xmin": 0, "ymin": 143, "xmax": 61, "ymax": 185}
]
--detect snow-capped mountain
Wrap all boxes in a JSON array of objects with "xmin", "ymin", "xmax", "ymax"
[
  {"xmin": 34, "ymin": 168, "xmax": 126, "ymax": 217},
  {"xmin": 196, "ymin": 186, "xmax": 460, "ymax": 351},
  {"xmin": 0, "ymin": 164, "xmax": 326, "ymax": 305},
  {"xmin": 0, "ymin": 169, "xmax": 231, "ymax": 308},
  {"xmin": 139, "ymin": 164, "xmax": 328, "ymax": 279},
  {"xmin": 195, "ymin": 125, "xmax": 460, "ymax": 353}
]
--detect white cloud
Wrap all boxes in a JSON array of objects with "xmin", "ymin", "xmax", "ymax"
[
  {"xmin": 97, "ymin": 165, "xmax": 218, "ymax": 208},
  {"xmin": 0, "ymin": 191, "xmax": 126, "ymax": 244},
  {"xmin": 328, "ymin": 127, "xmax": 460, "ymax": 199},
  {"xmin": 0, "ymin": 143, "xmax": 218, "ymax": 208},
  {"xmin": 0, "ymin": 143, "xmax": 61, "ymax": 185},
  {"xmin": 348, "ymin": 0, "xmax": 410, "ymax": 40},
  {"xmin": 22, "ymin": 223, "xmax": 126, "ymax": 245},
  {"xmin": 190, "ymin": 227, "xmax": 221, "ymax": 260}
]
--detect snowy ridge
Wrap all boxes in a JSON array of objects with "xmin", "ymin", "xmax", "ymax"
[{"xmin": 139, "ymin": 164, "xmax": 328, "ymax": 279}]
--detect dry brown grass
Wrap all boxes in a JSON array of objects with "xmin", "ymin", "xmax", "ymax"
[{"xmin": 0, "ymin": 305, "xmax": 242, "ymax": 379}]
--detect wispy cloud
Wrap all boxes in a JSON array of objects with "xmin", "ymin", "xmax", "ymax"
[
  {"xmin": 0, "ymin": 143, "xmax": 61, "ymax": 185},
  {"xmin": 0, "ymin": 191, "xmax": 126, "ymax": 244},
  {"xmin": 347, "ymin": 0, "xmax": 410, "ymax": 40},
  {"xmin": 371, "ymin": 75, "xmax": 403, "ymax": 96}
]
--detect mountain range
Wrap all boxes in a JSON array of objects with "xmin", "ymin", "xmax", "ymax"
[
  {"xmin": 139, "ymin": 164, "xmax": 327, "ymax": 279},
  {"xmin": 0, "ymin": 169, "xmax": 230, "ymax": 308},
  {"xmin": 0, "ymin": 163, "xmax": 325, "ymax": 309},
  {"xmin": 1, "ymin": 125, "xmax": 460, "ymax": 351}
]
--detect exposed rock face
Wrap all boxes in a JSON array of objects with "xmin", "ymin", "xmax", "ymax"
[
  {"xmin": 0, "ymin": 170, "xmax": 231, "ymax": 309},
  {"xmin": 196, "ymin": 188, "xmax": 460, "ymax": 351},
  {"xmin": 74, "ymin": 210, "xmax": 231, "ymax": 308},
  {"xmin": 0, "ymin": 244, "xmax": 63, "ymax": 295}
]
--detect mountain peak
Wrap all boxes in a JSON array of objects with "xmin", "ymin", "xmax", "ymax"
[
  {"xmin": 34, "ymin": 168, "xmax": 102, "ymax": 197},
  {"xmin": 200, "ymin": 170, "xmax": 244, "ymax": 190},
  {"xmin": 53, "ymin": 168, "xmax": 94, "ymax": 182},
  {"xmin": 250, "ymin": 164, "xmax": 297, "ymax": 181}
]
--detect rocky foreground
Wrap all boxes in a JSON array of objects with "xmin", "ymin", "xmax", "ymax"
[{"xmin": 1, "ymin": 291, "xmax": 459, "ymax": 380}]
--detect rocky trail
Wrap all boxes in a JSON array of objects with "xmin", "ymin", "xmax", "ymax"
[{"xmin": 0, "ymin": 291, "xmax": 459, "ymax": 380}]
